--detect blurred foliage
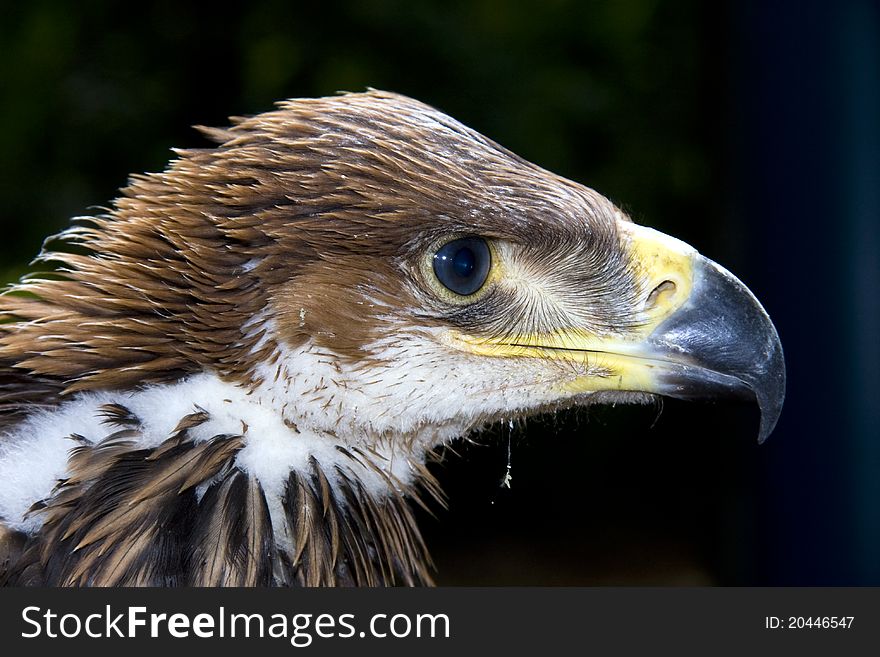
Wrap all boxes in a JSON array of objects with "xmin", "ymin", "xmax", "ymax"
[{"xmin": 0, "ymin": 0, "xmax": 724, "ymax": 283}]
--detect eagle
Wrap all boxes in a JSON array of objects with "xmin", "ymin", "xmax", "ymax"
[{"xmin": 0, "ymin": 90, "xmax": 784, "ymax": 586}]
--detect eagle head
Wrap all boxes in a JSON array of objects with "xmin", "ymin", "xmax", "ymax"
[{"xmin": 0, "ymin": 90, "xmax": 784, "ymax": 586}]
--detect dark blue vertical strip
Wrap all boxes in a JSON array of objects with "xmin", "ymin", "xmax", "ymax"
[
  {"xmin": 840, "ymin": 1, "xmax": 880, "ymax": 584},
  {"xmin": 728, "ymin": 1, "xmax": 865, "ymax": 583}
]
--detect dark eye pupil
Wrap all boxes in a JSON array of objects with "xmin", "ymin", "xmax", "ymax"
[
  {"xmin": 433, "ymin": 237, "xmax": 491, "ymax": 296},
  {"xmin": 453, "ymin": 248, "xmax": 475, "ymax": 278}
]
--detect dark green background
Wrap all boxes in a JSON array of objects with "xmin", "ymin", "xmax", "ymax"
[{"xmin": 1, "ymin": 0, "xmax": 877, "ymax": 585}]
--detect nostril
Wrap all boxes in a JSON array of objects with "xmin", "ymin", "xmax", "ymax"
[{"xmin": 644, "ymin": 280, "xmax": 677, "ymax": 311}]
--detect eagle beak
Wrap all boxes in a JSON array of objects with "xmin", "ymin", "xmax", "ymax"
[
  {"xmin": 636, "ymin": 244, "xmax": 786, "ymax": 443},
  {"xmin": 616, "ymin": 222, "xmax": 786, "ymax": 442},
  {"xmin": 453, "ymin": 222, "xmax": 786, "ymax": 442}
]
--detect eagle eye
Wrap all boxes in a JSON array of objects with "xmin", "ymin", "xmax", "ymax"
[{"xmin": 432, "ymin": 237, "xmax": 491, "ymax": 297}]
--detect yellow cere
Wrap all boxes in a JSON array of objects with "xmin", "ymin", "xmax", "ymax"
[{"xmin": 619, "ymin": 220, "xmax": 696, "ymax": 336}]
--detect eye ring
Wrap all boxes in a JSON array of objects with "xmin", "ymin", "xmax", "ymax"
[{"xmin": 432, "ymin": 236, "xmax": 492, "ymax": 297}]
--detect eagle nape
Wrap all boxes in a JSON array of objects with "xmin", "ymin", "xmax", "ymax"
[{"xmin": 0, "ymin": 90, "xmax": 784, "ymax": 586}]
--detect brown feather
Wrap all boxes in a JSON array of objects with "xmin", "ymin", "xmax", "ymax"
[{"xmin": 187, "ymin": 469, "xmax": 274, "ymax": 587}]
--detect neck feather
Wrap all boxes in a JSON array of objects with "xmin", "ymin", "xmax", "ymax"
[{"xmin": 0, "ymin": 372, "xmax": 444, "ymax": 586}]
